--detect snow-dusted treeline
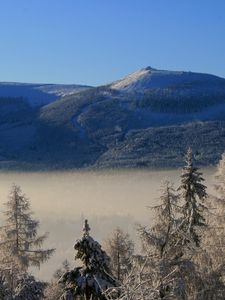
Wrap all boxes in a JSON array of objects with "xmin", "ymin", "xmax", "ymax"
[{"xmin": 1, "ymin": 149, "xmax": 225, "ymax": 299}]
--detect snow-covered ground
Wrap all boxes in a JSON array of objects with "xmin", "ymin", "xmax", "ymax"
[
  {"xmin": 0, "ymin": 82, "xmax": 92, "ymax": 107},
  {"xmin": 110, "ymin": 66, "xmax": 224, "ymax": 92},
  {"xmin": 36, "ymin": 84, "xmax": 91, "ymax": 97}
]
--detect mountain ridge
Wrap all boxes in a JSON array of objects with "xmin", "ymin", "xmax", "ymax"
[
  {"xmin": 109, "ymin": 67, "xmax": 225, "ymax": 92},
  {"xmin": 0, "ymin": 82, "xmax": 93, "ymax": 106},
  {"xmin": 0, "ymin": 67, "xmax": 225, "ymax": 170}
]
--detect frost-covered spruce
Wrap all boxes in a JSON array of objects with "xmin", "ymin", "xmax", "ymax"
[
  {"xmin": 178, "ymin": 148, "xmax": 207, "ymax": 247},
  {"xmin": 13, "ymin": 275, "xmax": 46, "ymax": 300},
  {"xmin": 0, "ymin": 274, "xmax": 10, "ymax": 299},
  {"xmin": 59, "ymin": 220, "xmax": 117, "ymax": 300}
]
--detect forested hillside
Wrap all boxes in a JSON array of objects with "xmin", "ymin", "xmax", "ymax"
[{"xmin": 0, "ymin": 67, "xmax": 225, "ymax": 170}]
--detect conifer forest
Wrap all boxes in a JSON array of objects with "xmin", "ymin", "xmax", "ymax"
[{"xmin": 0, "ymin": 149, "xmax": 225, "ymax": 299}]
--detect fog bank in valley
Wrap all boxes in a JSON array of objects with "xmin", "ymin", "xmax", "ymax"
[{"xmin": 0, "ymin": 168, "xmax": 215, "ymax": 280}]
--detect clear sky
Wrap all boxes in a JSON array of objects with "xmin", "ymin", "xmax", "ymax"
[{"xmin": 0, "ymin": 0, "xmax": 224, "ymax": 86}]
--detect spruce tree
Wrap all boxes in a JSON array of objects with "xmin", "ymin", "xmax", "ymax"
[
  {"xmin": 0, "ymin": 184, "xmax": 55, "ymax": 289},
  {"xmin": 137, "ymin": 177, "xmax": 206, "ymax": 299},
  {"xmin": 178, "ymin": 148, "xmax": 207, "ymax": 247},
  {"xmin": 0, "ymin": 274, "xmax": 10, "ymax": 299},
  {"xmin": 59, "ymin": 219, "xmax": 117, "ymax": 300},
  {"xmin": 13, "ymin": 274, "xmax": 46, "ymax": 300}
]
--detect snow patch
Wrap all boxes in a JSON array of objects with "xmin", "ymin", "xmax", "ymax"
[{"xmin": 110, "ymin": 67, "xmax": 222, "ymax": 93}]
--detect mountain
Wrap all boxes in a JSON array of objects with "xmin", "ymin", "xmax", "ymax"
[
  {"xmin": 0, "ymin": 82, "xmax": 92, "ymax": 106},
  {"xmin": 0, "ymin": 67, "xmax": 225, "ymax": 170},
  {"xmin": 110, "ymin": 66, "xmax": 224, "ymax": 93}
]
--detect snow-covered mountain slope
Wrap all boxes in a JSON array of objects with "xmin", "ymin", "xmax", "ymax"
[
  {"xmin": 110, "ymin": 66, "xmax": 225, "ymax": 93},
  {"xmin": 36, "ymin": 84, "xmax": 92, "ymax": 97},
  {"xmin": 1, "ymin": 67, "xmax": 225, "ymax": 170},
  {"xmin": 0, "ymin": 82, "xmax": 92, "ymax": 107}
]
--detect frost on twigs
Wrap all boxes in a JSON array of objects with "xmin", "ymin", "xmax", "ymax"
[
  {"xmin": 104, "ymin": 227, "xmax": 134, "ymax": 282},
  {"xmin": 0, "ymin": 184, "xmax": 54, "ymax": 294},
  {"xmin": 178, "ymin": 148, "xmax": 208, "ymax": 248}
]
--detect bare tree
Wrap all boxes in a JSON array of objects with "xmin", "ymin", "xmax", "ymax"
[
  {"xmin": 44, "ymin": 260, "xmax": 71, "ymax": 300},
  {"xmin": 142, "ymin": 181, "xmax": 179, "ymax": 258},
  {"xmin": 198, "ymin": 153, "xmax": 225, "ymax": 298},
  {"xmin": 0, "ymin": 184, "xmax": 55, "ymax": 291},
  {"xmin": 104, "ymin": 228, "xmax": 134, "ymax": 282},
  {"xmin": 136, "ymin": 181, "xmax": 189, "ymax": 299}
]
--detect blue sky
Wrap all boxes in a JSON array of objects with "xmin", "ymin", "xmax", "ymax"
[{"xmin": 0, "ymin": 0, "xmax": 224, "ymax": 85}]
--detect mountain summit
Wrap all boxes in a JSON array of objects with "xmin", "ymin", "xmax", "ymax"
[
  {"xmin": 0, "ymin": 67, "xmax": 225, "ymax": 170},
  {"xmin": 110, "ymin": 66, "xmax": 224, "ymax": 93}
]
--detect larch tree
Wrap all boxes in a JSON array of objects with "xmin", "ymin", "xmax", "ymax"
[
  {"xmin": 211, "ymin": 152, "xmax": 225, "ymax": 263},
  {"xmin": 199, "ymin": 152, "xmax": 225, "ymax": 297},
  {"xmin": 178, "ymin": 148, "xmax": 208, "ymax": 248},
  {"xmin": 0, "ymin": 184, "xmax": 55, "ymax": 290},
  {"xmin": 202, "ymin": 153, "xmax": 225, "ymax": 268},
  {"xmin": 104, "ymin": 227, "xmax": 134, "ymax": 282},
  {"xmin": 212, "ymin": 151, "xmax": 225, "ymax": 218},
  {"xmin": 140, "ymin": 181, "xmax": 179, "ymax": 259},
  {"xmin": 137, "ymin": 181, "xmax": 186, "ymax": 299},
  {"xmin": 44, "ymin": 260, "xmax": 71, "ymax": 300},
  {"xmin": 59, "ymin": 219, "xmax": 117, "ymax": 300},
  {"xmin": 214, "ymin": 152, "xmax": 225, "ymax": 196}
]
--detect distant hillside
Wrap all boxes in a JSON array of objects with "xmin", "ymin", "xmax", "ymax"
[
  {"xmin": 0, "ymin": 67, "xmax": 225, "ymax": 170},
  {"xmin": 0, "ymin": 82, "xmax": 92, "ymax": 106}
]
